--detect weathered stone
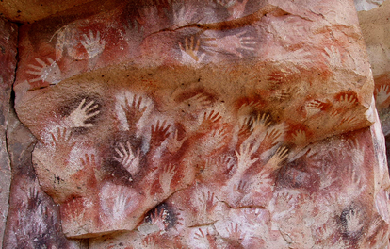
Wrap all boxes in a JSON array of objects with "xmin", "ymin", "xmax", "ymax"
[
  {"xmin": 0, "ymin": 0, "xmax": 97, "ymax": 23},
  {"xmin": 358, "ymin": 0, "xmax": 390, "ymax": 133},
  {"xmin": 358, "ymin": 0, "xmax": 390, "ymax": 173},
  {"xmin": 0, "ymin": 0, "xmax": 381, "ymax": 24},
  {"xmin": 0, "ymin": 16, "xmax": 17, "ymax": 247},
  {"xmin": 15, "ymin": 0, "xmax": 374, "ymax": 149},
  {"xmin": 89, "ymin": 122, "xmax": 390, "ymax": 248},
  {"xmin": 3, "ymin": 105, "xmax": 85, "ymax": 248},
  {"xmin": 7, "ymin": 0, "xmax": 390, "ymax": 247},
  {"xmin": 354, "ymin": 0, "xmax": 386, "ymax": 11}
]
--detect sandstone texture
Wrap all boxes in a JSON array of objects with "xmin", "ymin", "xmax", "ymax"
[
  {"xmin": 89, "ymin": 123, "xmax": 390, "ymax": 248},
  {"xmin": 354, "ymin": 0, "xmax": 386, "ymax": 11},
  {"xmin": 359, "ymin": 0, "xmax": 390, "ymax": 134},
  {"xmin": 0, "ymin": 16, "xmax": 17, "ymax": 247},
  {"xmin": 3, "ymin": 108, "xmax": 85, "ymax": 249},
  {"xmin": 0, "ymin": 0, "xmax": 97, "ymax": 23},
  {"xmin": 0, "ymin": 10, "xmax": 86, "ymax": 249},
  {"xmin": 1, "ymin": 0, "xmax": 389, "ymax": 248},
  {"xmin": 15, "ymin": 0, "xmax": 375, "ymax": 147},
  {"xmin": 358, "ymin": 0, "xmax": 390, "ymax": 175},
  {"xmin": 0, "ymin": 16, "xmax": 85, "ymax": 249}
]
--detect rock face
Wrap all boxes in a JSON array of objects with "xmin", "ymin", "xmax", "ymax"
[
  {"xmin": 354, "ymin": 0, "xmax": 386, "ymax": 11},
  {"xmin": 3, "ymin": 107, "xmax": 86, "ymax": 249},
  {"xmin": 89, "ymin": 124, "xmax": 390, "ymax": 248},
  {"xmin": 3, "ymin": 0, "xmax": 390, "ymax": 248},
  {"xmin": 0, "ymin": 17, "xmax": 17, "ymax": 247},
  {"xmin": 358, "ymin": 0, "xmax": 390, "ymax": 174},
  {"xmin": 0, "ymin": 0, "xmax": 98, "ymax": 23},
  {"xmin": 0, "ymin": 16, "xmax": 85, "ymax": 249},
  {"xmin": 358, "ymin": 0, "xmax": 390, "ymax": 128}
]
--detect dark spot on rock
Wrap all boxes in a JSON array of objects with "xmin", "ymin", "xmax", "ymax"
[
  {"xmin": 144, "ymin": 203, "xmax": 177, "ymax": 230},
  {"xmin": 101, "ymin": 156, "xmax": 134, "ymax": 186},
  {"xmin": 17, "ymin": 10, "xmax": 21, "ymax": 13},
  {"xmin": 276, "ymin": 158, "xmax": 319, "ymax": 192},
  {"xmin": 100, "ymin": 132, "xmax": 146, "ymax": 186},
  {"xmin": 0, "ymin": 110, "xmax": 5, "ymax": 125}
]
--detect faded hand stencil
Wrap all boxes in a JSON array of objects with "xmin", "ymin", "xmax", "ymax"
[
  {"xmin": 27, "ymin": 58, "xmax": 61, "ymax": 85},
  {"xmin": 55, "ymin": 25, "xmax": 106, "ymax": 61}
]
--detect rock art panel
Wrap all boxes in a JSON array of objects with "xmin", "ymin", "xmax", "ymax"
[
  {"xmin": 89, "ymin": 126, "xmax": 390, "ymax": 248},
  {"xmin": 10, "ymin": 0, "xmax": 390, "ymax": 247},
  {"xmin": 358, "ymin": 0, "xmax": 390, "ymax": 133},
  {"xmin": 15, "ymin": 0, "xmax": 374, "ymax": 142},
  {"xmin": 358, "ymin": 0, "xmax": 390, "ymax": 172},
  {"xmin": 0, "ymin": 17, "xmax": 17, "ymax": 247},
  {"xmin": 3, "ymin": 106, "xmax": 86, "ymax": 249}
]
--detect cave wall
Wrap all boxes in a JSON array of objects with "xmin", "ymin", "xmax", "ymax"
[
  {"xmin": 1, "ymin": 0, "xmax": 390, "ymax": 248},
  {"xmin": 0, "ymin": 16, "xmax": 17, "ymax": 248},
  {"xmin": 358, "ymin": 1, "xmax": 390, "ymax": 177}
]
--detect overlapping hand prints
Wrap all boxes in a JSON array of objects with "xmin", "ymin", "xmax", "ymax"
[
  {"xmin": 12, "ymin": 0, "xmax": 389, "ymax": 248},
  {"xmin": 25, "ymin": 69, "xmax": 389, "ymax": 248}
]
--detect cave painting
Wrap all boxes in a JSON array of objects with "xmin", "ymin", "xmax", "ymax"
[
  {"xmin": 28, "ymin": 78, "xmax": 389, "ymax": 247},
  {"xmin": 12, "ymin": 0, "xmax": 390, "ymax": 248}
]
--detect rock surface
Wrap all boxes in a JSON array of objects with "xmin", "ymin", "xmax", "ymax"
[
  {"xmin": 0, "ymin": 0, "xmax": 97, "ymax": 23},
  {"xmin": 89, "ymin": 122, "xmax": 390, "ymax": 248},
  {"xmin": 15, "ymin": 0, "xmax": 375, "ymax": 147},
  {"xmin": 354, "ymin": 0, "xmax": 386, "ymax": 11},
  {"xmin": 359, "ymin": 0, "xmax": 390, "ymax": 132},
  {"xmin": 3, "ymin": 107, "xmax": 86, "ymax": 249},
  {"xmin": 0, "ymin": 16, "xmax": 17, "ymax": 247},
  {"xmin": 358, "ymin": 0, "xmax": 390, "ymax": 175},
  {"xmin": 3, "ymin": 0, "xmax": 390, "ymax": 247},
  {"xmin": 0, "ymin": 0, "xmax": 384, "ymax": 23},
  {"xmin": 0, "ymin": 13, "xmax": 85, "ymax": 249}
]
